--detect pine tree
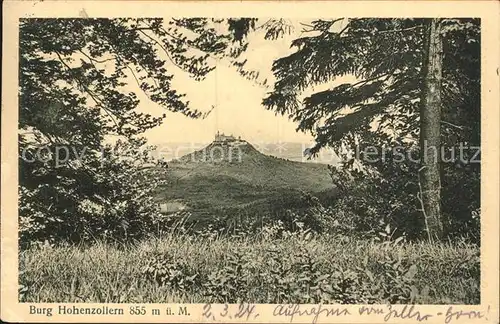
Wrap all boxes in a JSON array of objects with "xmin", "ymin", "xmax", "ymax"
[{"xmin": 262, "ymin": 18, "xmax": 480, "ymax": 240}]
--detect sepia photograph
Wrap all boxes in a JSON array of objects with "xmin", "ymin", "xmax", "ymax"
[
  {"xmin": 16, "ymin": 15, "xmax": 482, "ymax": 304},
  {"xmin": 1, "ymin": 1, "xmax": 499, "ymax": 323}
]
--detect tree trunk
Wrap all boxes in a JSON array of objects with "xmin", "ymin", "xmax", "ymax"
[{"xmin": 419, "ymin": 18, "xmax": 444, "ymax": 241}]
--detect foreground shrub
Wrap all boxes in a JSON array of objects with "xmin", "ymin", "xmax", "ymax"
[{"xmin": 19, "ymin": 139, "xmax": 168, "ymax": 249}]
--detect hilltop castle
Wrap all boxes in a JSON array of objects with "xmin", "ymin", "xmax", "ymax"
[{"xmin": 214, "ymin": 131, "xmax": 241, "ymax": 143}]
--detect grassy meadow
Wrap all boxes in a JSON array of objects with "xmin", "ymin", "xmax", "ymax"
[{"xmin": 19, "ymin": 231, "xmax": 480, "ymax": 304}]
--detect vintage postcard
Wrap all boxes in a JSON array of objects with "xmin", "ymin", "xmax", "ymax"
[{"xmin": 1, "ymin": 0, "xmax": 499, "ymax": 323}]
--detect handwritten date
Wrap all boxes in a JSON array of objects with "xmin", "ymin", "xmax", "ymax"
[{"xmin": 202, "ymin": 303, "xmax": 259, "ymax": 321}]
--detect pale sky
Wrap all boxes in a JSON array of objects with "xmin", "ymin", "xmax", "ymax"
[
  {"xmin": 128, "ymin": 19, "xmax": 352, "ymax": 146},
  {"xmin": 141, "ymin": 63, "xmax": 315, "ymax": 145}
]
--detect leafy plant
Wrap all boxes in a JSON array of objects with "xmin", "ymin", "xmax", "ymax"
[
  {"xmin": 291, "ymin": 247, "xmax": 333, "ymax": 303},
  {"xmin": 261, "ymin": 244, "xmax": 295, "ymax": 303},
  {"xmin": 141, "ymin": 253, "xmax": 199, "ymax": 294},
  {"xmin": 202, "ymin": 249, "xmax": 248, "ymax": 303},
  {"xmin": 373, "ymin": 255, "xmax": 419, "ymax": 304}
]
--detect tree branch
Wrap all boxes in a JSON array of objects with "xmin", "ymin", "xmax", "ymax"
[
  {"xmin": 54, "ymin": 51, "xmax": 121, "ymax": 131},
  {"xmin": 118, "ymin": 54, "xmax": 158, "ymax": 103},
  {"xmin": 374, "ymin": 25, "xmax": 425, "ymax": 35},
  {"xmin": 125, "ymin": 27, "xmax": 155, "ymax": 33},
  {"xmin": 256, "ymin": 19, "xmax": 273, "ymax": 30},
  {"xmin": 78, "ymin": 49, "xmax": 117, "ymax": 64},
  {"xmin": 137, "ymin": 29, "xmax": 184, "ymax": 71},
  {"xmin": 338, "ymin": 23, "xmax": 349, "ymax": 37},
  {"xmin": 441, "ymin": 120, "xmax": 470, "ymax": 130},
  {"xmin": 349, "ymin": 71, "xmax": 393, "ymax": 89},
  {"xmin": 139, "ymin": 20, "xmax": 209, "ymax": 55}
]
